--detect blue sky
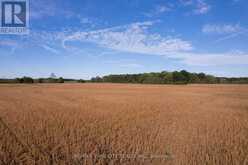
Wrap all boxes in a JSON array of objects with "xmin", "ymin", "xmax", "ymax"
[{"xmin": 1, "ymin": 0, "xmax": 248, "ymax": 79}]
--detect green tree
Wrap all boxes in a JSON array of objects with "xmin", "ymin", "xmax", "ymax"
[
  {"xmin": 58, "ymin": 77, "xmax": 64, "ymax": 83},
  {"xmin": 163, "ymin": 72, "xmax": 173, "ymax": 84},
  {"xmin": 22, "ymin": 77, "xmax": 34, "ymax": 83},
  {"xmin": 180, "ymin": 70, "xmax": 190, "ymax": 83},
  {"xmin": 189, "ymin": 73, "xmax": 200, "ymax": 83},
  {"xmin": 78, "ymin": 79, "xmax": 86, "ymax": 83},
  {"xmin": 172, "ymin": 71, "xmax": 187, "ymax": 84},
  {"xmin": 91, "ymin": 76, "xmax": 103, "ymax": 82}
]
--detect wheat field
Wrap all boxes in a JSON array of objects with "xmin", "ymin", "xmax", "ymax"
[{"xmin": 0, "ymin": 84, "xmax": 247, "ymax": 165}]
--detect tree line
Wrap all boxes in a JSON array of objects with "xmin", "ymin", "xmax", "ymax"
[
  {"xmin": 1, "ymin": 70, "xmax": 248, "ymax": 84},
  {"xmin": 0, "ymin": 77, "xmax": 65, "ymax": 84},
  {"xmin": 0, "ymin": 77, "xmax": 88, "ymax": 84},
  {"xmin": 91, "ymin": 70, "xmax": 248, "ymax": 84}
]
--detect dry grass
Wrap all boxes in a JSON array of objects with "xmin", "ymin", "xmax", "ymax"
[{"xmin": 0, "ymin": 83, "xmax": 247, "ymax": 165}]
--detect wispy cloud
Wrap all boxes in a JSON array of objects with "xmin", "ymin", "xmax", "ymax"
[
  {"xmin": 41, "ymin": 45, "xmax": 59, "ymax": 54},
  {"xmin": 180, "ymin": 0, "xmax": 194, "ymax": 6},
  {"xmin": 63, "ymin": 21, "xmax": 192, "ymax": 55},
  {"xmin": 202, "ymin": 23, "xmax": 248, "ymax": 43},
  {"xmin": 179, "ymin": 0, "xmax": 211, "ymax": 15},
  {"xmin": 214, "ymin": 30, "xmax": 248, "ymax": 43},
  {"xmin": 202, "ymin": 24, "xmax": 243, "ymax": 34},
  {"xmin": 61, "ymin": 21, "xmax": 248, "ymax": 67},
  {"xmin": 174, "ymin": 52, "xmax": 248, "ymax": 66},
  {"xmin": 144, "ymin": 4, "xmax": 172, "ymax": 17},
  {"xmin": 2, "ymin": 20, "xmax": 247, "ymax": 68},
  {"xmin": 193, "ymin": 0, "xmax": 211, "ymax": 14},
  {"xmin": 144, "ymin": 0, "xmax": 211, "ymax": 17}
]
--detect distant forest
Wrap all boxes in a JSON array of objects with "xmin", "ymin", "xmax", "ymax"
[
  {"xmin": 91, "ymin": 70, "xmax": 248, "ymax": 84},
  {"xmin": 1, "ymin": 70, "xmax": 248, "ymax": 84}
]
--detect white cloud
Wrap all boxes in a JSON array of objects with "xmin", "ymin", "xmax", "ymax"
[
  {"xmin": 144, "ymin": 4, "xmax": 172, "ymax": 17},
  {"xmin": 156, "ymin": 5, "xmax": 172, "ymax": 13},
  {"xmin": 179, "ymin": 0, "xmax": 211, "ymax": 15},
  {"xmin": 202, "ymin": 24, "xmax": 248, "ymax": 43},
  {"xmin": 41, "ymin": 45, "xmax": 59, "ymax": 54},
  {"xmin": 2, "ymin": 20, "xmax": 247, "ymax": 68},
  {"xmin": 169, "ymin": 52, "xmax": 248, "ymax": 66},
  {"xmin": 193, "ymin": 0, "xmax": 211, "ymax": 14},
  {"xmin": 77, "ymin": 16, "xmax": 102, "ymax": 28},
  {"xmin": 214, "ymin": 31, "xmax": 247, "ymax": 43},
  {"xmin": 63, "ymin": 21, "xmax": 193, "ymax": 55},
  {"xmin": 202, "ymin": 24, "xmax": 242, "ymax": 34},
  {"xmin": 62, "ymin": 21, "xmax": 248, "ymax": 67},
  {"xmin": 180, "ymin": 0, "xmax": 194, "ymax": 6},
  {"xmin": 5, "ymin": 31, "xmax": 68, "ymax": 54}
]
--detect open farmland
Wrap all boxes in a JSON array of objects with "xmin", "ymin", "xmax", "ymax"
[{"xmin": 0, "ymin": 84, "xmax": 247, "ymax": 165}]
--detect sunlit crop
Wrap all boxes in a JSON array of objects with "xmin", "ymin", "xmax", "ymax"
[{"xmin": 0, "ymin": 84, "xmax": 247, "ymax": 164}]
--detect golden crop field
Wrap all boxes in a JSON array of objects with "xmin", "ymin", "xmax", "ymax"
[{"xmin": 0, "ymin": 84, "xmax": 247, "ymax": 165}]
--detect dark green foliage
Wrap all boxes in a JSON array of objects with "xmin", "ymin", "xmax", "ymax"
[
  {"xmin": 189, "ymin": 73, "xmax": 200, "ymax": 83},
  {"xmin": 78, "ymin": 79, "xmax": 86, "ymax": 83},
  {"xmin": 198, "ymin": 73, "xmax": 206, "ymax": 80},
  {"xmin": 39, "ymin": 77, "xmax": 65, "ymax": 83},
  {"xmin": 58, "ymin": 77, "xmax": 64, "ymax": 83},
  {"xmin": 47, "ymin": 78, "xmax": 58, "ymax": 83},
  {"xmin": 91, "ymin": 76, "xmax": 103, "ymax": 83},
  {"xmin": 22, "ymin": 77, "xmax": 34, "ymax": 83},
  {"xmin": 172, "ymin": 71, "xmax": 187, "ymax": 84},
  {"xmin": 1, "ymin": 71, "xmax": 248, "ymax": 84},
  {"xmin": 15, "ymin": 78, "xmax": 24, "ymax": 83},
  {"xmin": 13, "ymin": 77, "xmax": 34, "ymax": 84},
  {"xmin": 94, "ymin": 70, "xmax": 248, "ymax": 84},
  {"xmin": 0, "ymin": 77, "xmax": 66, "ymax": 84}
]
